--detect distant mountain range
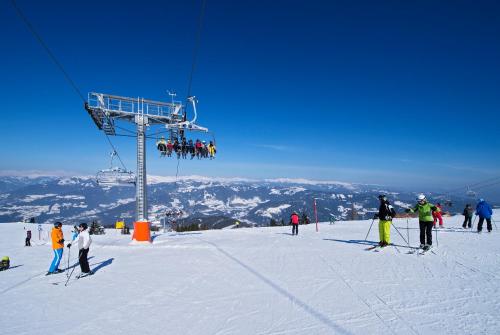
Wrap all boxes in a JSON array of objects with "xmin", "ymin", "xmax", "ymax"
[{"xmin": 0, "ymin": 175, "xmax": 487, "ymax": 229}]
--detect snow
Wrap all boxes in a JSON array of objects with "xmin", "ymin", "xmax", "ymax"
[
  {"xmin": 20, "ymin": 194, "xmax": 57, "ymax": 202},
  {"xmin": 98, "ymin": 198, "xmax": 135, "ymax": 209},
  {"xmin": 0, "ymin": 205, "xmax": 50, "ymax": 218},
  {"xmin": 332, "ymin": 193, "xmax": 348, "ymax": 200},
  {"xmin": 228, "ymin": 196, "xmax": 266, "ymax": 208},
  {"xmin": 394, "ymin": 200, "xmax": 412, "ymax": 209},
  {"xmin": 269, "ymin": 187, "xmax": 306, "ymax": 195},
  {"xmin": 1, "ymin": 214, "xmax": 500, "ymax": 334},
  {"xmin": 170, "ymin": 198, "xmax": 183, "ymax": 209},
  {"xmin": 264, "ymin": 178, "xmax": 357, "ymax": 189},
  {"xmin": 256, "ymin": 204, "xmax": 291, "ymax": 218},
  {"xmin": 56, "ymin": 195, "xmax": 86, "ymax": 200}
]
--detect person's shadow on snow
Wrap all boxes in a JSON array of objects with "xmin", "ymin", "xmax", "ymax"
[{"xmin": 91, "ymin": 258, "xmax": 114, "ymax": 274}]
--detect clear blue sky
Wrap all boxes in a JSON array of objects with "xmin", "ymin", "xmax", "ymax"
[{"xmin": 1, "ymin": 0, "xmax": 499, "ymax": 191}]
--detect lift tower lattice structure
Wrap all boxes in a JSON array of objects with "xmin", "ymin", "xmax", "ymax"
[{"xmin": 85, "ymin": 92, "xmax": 208, "ymax": 241}]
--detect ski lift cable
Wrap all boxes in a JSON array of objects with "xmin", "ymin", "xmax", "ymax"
[
  {"xmin": 10, "ymin": 0, "xmax": 86, "ymax": 103},
  {"xmin": 11, "ymin": 0, "xmax": 128, "ymax": 171},
  {"xmin": 472, "ymin": 180, "xmax": 500, "ymax": 192},
  {"xmin": 186, "ymin": 0, "xmax": 208, "ymax": 99},
  {"xmin": 446, "ymin": 176, "xmax": 500, "ymax": 194}
]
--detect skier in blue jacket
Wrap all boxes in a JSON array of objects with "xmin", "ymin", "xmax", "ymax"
[{"xmin": 476, "ymin": 199, "xmax": 493, "ymax": 233}]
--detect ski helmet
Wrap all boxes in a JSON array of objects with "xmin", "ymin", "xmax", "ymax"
[
  {"xmin": 79, "ymin": 223, "xmax": 88, "ymax": 230},
  {"xmin": 378, "ymin": 194, "xmax": 387, "ymax": 201},
  {"xmin": 478, "ymin": 198, "xmax": 484, "ymax": 203},
  {"xmin": 54, "ymin": 221, "xmax": 62, "ymax": 227},
  {"xmin": 417, "ymin": 194, "xmax": 426, "ymax": 201}
]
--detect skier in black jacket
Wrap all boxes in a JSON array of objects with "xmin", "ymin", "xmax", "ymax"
[
  {"xmin": 373, "ymin": 195, "xmax": 396, "ymax": 247},
  {"xmin": 462, "ymin": 204, "xmax": 473, "ymax": 229}
]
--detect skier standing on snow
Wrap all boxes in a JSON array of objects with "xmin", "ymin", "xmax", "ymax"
[
  {"xmin": 407, "ymin": 194, "xmax": 438, "ymax": 251},
  {"xmin": 67, "ymin": 223, "xmax": 93, "ymax": 277},
  {"xmin": 70, "ymin": 225, "xmax": 79, "ymax": 243},
  {"xmin": 432, "ymin": 203, "xmax": 444, "ymax": 228},
  {"xmin": 290, "ymin": 212, "xmax": 300, "ymax": 235},
  {"xmin": 476, "ymin": 199, "xmax": 493, "ymax": 233},
  {"xmin": 373, "ymin": 194, "xmax": 396, "ymax": 247},
  {"xmin": 47, "ymin": 222, "xmax": 65, "ymax": 275},
  {"xmin": 25, "ymin": 229, "xmax": 31, "ymax": 246},
  {"xmin": 462, "ymin": 204, "xmax": 474, "ymax": 229}
]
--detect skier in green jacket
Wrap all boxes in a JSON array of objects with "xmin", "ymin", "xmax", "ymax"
[{"xmin": 408, "ymin": 194, "xmax": 438, "ymax": 251}]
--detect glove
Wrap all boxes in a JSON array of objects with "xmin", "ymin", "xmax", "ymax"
[
  {"xmin": 373, "ymin": 214, "xmax": 379, "ymax": 220},
  {"xmin": 59, "ymin": 239, "xmax": 65, "ymax": 243},
  {"xmin": 404, "ymin": 208, "xmax": 411, "ymax": 213},
  {"xmin": 67, "ymin": 243, "xmax": 71, "ymax": 249}
]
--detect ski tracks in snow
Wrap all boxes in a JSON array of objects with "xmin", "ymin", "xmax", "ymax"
[
  {"xmin": 317, "ymin": 254, "xmax": 420, "ymax": 335},
  {"xmin": 197, "ymin": 237, "xmax": 353, "ymax": 335}
]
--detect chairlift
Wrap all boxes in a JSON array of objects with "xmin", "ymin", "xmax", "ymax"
[
  {"xmin": 96, "ymin": 151, "xmax": 136, "ymax": 187},
  {"xmin": 155, "ymin": 95, "xmax": 217, "ymax": 160},
  {"xmin": 466, "ymin": 190, "xmax": 476, "ymax": 198},
  {"xmin": 466, "ymin": 186, "xmax": 476, "ymax": 198}
]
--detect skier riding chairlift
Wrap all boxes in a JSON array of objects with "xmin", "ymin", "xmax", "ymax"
[{"xmin": 156, "ymin": 137, "xmax": 167, "ymax": 156}]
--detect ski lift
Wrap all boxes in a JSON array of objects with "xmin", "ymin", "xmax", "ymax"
[
  {"xmin": 466, "ymin": 186, "xmax": 476, "ymax": 198},
  {"xmin": 96, "ymin": 151, "xmax": 136, "ymax": 187}
]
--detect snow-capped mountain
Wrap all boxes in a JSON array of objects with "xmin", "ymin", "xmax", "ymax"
[{"xmin": 0, "ymin": 175, "xmax": 478, "ymax": 227}]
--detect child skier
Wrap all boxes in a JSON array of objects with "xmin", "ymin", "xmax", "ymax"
[
  {"xmin": 476, "ymin": 199, "xmax": 493, "ymax": 233},
  {"xmin": 47, "ymin": 222, "xmax": 65, "ymax": 275},
  {"xmin": 432, "ymin": 203, "xmax": 444, "ymax": 228},
  {"xmin": 408, "ymin": 194, "xmax": 438, "ymax": 251},
  {"xmin": 71, "ymin": 225, "xmax": 79, "ymax": 243},
  {"xmin": 67, "ymin": 222, "xmax": 93, "ymax": 277},
  {"xmin": 290, "ymin": 211, "xmax": 300, "ymax": 235},
  {"xmin": 0, "ymin": 256, "xmax": 9, "ymax": 271},
  {"xmin": 462, "ymin": 204, "xmax": 474, "ymax": 229},
  {"xmin": 373, "ymin": 194, "xmax": 396, "ymax": 247}
]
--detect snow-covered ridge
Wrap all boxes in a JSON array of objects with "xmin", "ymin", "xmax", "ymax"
[
  {"xmin": 264, "ymin": 178, "xmax": 357, "ymax": 188},
  {"xmin": 147, "ymin": 175, "xmax": 359, "ymax": 188},
  {"xmin": 0, "ymin": 172, "xmax": 360, "ymax": 188}
]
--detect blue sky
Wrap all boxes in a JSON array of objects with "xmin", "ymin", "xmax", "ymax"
[{"xmin": 1, "ymin": 0, "xmax": 499, "ymax": 191}]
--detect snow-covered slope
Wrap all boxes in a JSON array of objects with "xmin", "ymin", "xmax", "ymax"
[{"xmin": 2, "ymin": 214, "xmax": 500, "ymax": 334}]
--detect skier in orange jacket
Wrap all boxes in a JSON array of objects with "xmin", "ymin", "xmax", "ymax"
[{"xmin": 47, "ymin": 222, "xmax": 65, "ymax": 275}]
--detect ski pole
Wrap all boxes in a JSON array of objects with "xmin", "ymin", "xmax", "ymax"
[
  {"xmin": 435, "ymin": 226, "xmax": 439, "ymax": 247},
  {"xmin": 406, "ymin": 218, "xmax": 410, "ymax": 246},
  {"xmin": 492, "ymin": 219, "xmax": 498, "ymax": 230},
  {"xmin": 65, "ymin": 250, "xmax": 83, "ymax": 287},
  {"xmin": 472, "ymin": 215, "xmax": 477, "ymax": 230},
  {"xmin": 390, "ymin": 221, "xmax": 410, "ymax": 247},
  {"xmin": 364, "ymin": 219, "xmax": 375, "ymax": 241},
  {"xmin": 66, "ymin": 246, "xmax": 71, "ymax": 279}
]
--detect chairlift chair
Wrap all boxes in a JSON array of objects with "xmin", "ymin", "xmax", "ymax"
[
  {"xmin": 96, "ymin": 167, "xmax": 136, "ymax": 187},
  {"xmin": 466, "ymin": 186, "xmax": 477, "ymax": 198},
  {"xmin": 96, "ymin": 151, "xmax": 136, "ymax": 187}
]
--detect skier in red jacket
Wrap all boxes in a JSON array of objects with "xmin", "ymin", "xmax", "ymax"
[{"xmin": 290, "ymin": 212, "xmax": 300, "ymax": 235}]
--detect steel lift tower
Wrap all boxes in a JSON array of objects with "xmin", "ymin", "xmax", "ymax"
[{"xmin": 85, "ymin": 92, "xmax": 208, "ymax": 242}]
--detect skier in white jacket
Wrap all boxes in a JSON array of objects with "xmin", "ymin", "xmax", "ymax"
[{"xmin": 67, "ymin": 223, "xmax": 92, "ymax": 277}]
